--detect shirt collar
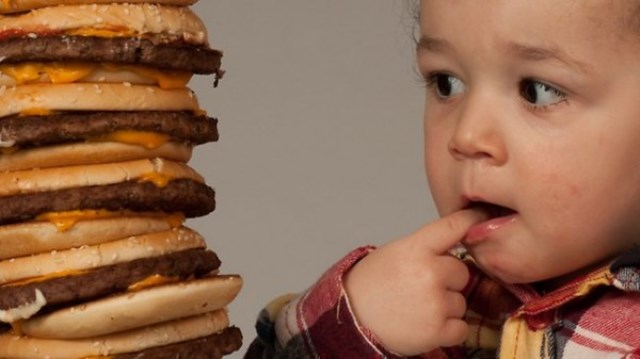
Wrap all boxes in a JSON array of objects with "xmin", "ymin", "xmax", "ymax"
[{"xmin": 500, "ymin": 246, "xmax": 640, "ymax": 329}]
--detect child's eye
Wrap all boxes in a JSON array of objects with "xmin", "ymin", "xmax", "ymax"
[
  {"xmin": 520, "ymin": 79, "xmax": 566, "ymax": 107},
  {"xmin": 426, "ymin": 73, "xmax": 465, "ymax": 99}
]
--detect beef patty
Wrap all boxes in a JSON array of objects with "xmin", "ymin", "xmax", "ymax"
[
  {"xmin": 114, "ymin": 326, "xmax": 243, "ymax": 359},
  {"xmin": 0, "ymin": 248, "xmax": 220, "ymax": 312},
  {"xmin": 0, "ymin": 111, "xmax": 218, "ymax": 148},
  {"xmin": 0, "ymin": 36, "xmax": 222, "ymax": 75},
  {"xmin": 0, "ymin": 179, "xmax": 215, "ymax": 225}
]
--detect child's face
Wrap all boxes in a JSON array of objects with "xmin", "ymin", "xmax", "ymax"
[{"xmin": 419, "ymin": 0, "xmax": 640, "ymax": 284}]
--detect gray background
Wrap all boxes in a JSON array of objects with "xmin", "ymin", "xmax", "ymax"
[{"xmin": 187, "ymin": 1, "xmax": 436, "ymax": 355}]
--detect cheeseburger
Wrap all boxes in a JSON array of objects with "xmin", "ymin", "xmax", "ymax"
[{"xmin": 0, "ymin": 1, "xmax": 242, "ymax": 358}]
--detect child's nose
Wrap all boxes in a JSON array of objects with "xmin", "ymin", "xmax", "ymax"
[{"xmin": 447, "ymin": 97, "xmax": 507, "ymax": 165}]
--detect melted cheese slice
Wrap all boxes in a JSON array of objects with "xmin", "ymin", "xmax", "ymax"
[
  {"xmin": 45, "ymin": 64, "xmax": 95, "ymax": 84},
  {"xmin": 66, "ymin": 27, "xmax": 136, "ymax": 38},
  {"xmin": 0, "ymin": 62, "xmax": 192, "ymax": 89},
  {"xmin": 89, "ymin": 131, "xmax": 170, "ymax": 150},
  {"xmin": 138, "ymin": 171, "xmax": 173, "ymax": 188},
  {"xmin": 124, "ymin": 66, "xmax": 192, "ymax": 89},
  {"xmin": 18, "ymin": 108, "xmax": 54, "ymax": 116},
  {"xmin": 36, "ymin": 210, "xmax": 125, "ymax": 232},
  {"xmin": 127, "ymin": 274, "xmax": 179, "ymax": 292}
]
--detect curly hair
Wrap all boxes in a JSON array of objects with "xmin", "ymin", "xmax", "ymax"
[{"xmin": 405, "ymin": 0, "xmax": 420, "ymax": 44}]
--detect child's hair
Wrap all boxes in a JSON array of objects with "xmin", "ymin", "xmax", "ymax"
[{"xmin": 404, "ymin": 0, "xmax": 420, "ymax": 44}]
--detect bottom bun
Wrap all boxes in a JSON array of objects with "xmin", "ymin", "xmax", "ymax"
[
  {"xmin": 22, "ymin": 275, "xmax": 243, "ymax": 339},
  {"xmin": 0, "ymin": 310, "xmax": 232, "ymax": 359}
]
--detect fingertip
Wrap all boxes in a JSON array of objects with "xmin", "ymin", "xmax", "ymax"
[
  {"xmin": 457, "ymin": 207, "xmax": 490, "ymax": 224},
  {"xmin": 418, "ymin": 210, "xmax": 487, "ymax": 253}
]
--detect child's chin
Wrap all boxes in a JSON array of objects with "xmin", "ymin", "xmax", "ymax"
[{"xmin": 474, "ymin": 257, "xmax": 542, "ymax": 285}]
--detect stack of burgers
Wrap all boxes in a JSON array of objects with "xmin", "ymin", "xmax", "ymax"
[{"xmin": 0, "ymin": 0, "xmax": 243, "ymax": 357}]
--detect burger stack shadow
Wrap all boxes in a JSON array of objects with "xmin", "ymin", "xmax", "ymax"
[{"xmin": 0, "ymin": 0, "xmax": 243, "ymax": 357}]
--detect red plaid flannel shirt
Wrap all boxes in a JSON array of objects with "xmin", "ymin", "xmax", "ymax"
[{"xmin": 245, "ymin": 246, "xmax": 640, "ymax": 358}]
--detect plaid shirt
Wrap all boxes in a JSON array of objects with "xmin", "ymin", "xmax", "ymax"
[{"xmin": 245, "ymin": 246, "xmax": 640, "ymax": 358}]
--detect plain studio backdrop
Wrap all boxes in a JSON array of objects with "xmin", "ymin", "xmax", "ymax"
[{"xmin": 188, "ymin": 1, "xmax": 437, "ymax": 356}]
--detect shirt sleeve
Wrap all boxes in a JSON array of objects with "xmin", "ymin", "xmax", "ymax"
[{"xmin": 243, "ymin": 248, "xmax": 501, "ymax": 359}]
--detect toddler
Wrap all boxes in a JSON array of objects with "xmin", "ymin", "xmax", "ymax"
[{"xmin": 246, "ymin": 0, "xmax": 640, "ymax": 357}]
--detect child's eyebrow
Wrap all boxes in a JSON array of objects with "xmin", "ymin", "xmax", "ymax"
[
  {"xmin": 417, "ymin": 35, "xmax": 594, "ymax": 76},
  {"xmin": 416, "ymin": 35, "xmax": 450, "ymax": 53},
  {"xmin": 502, "ymin": 42, "xmax": 594, "ymax": 75}
]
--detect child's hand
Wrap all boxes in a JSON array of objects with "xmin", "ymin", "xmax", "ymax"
[{"xmin": 344, "ymin": 209, "xmax": 486, "ymax": 356}]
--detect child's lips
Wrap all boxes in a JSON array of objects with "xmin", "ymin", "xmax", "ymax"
[
  {"xmin": 461, "ymin": 199, "xmax": 518, "ymax": 244},
  {"xmin": 465, "ymin": 213, "xmax": 517, "ymax": 244}
]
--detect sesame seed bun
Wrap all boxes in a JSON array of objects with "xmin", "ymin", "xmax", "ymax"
[{"xmin": 0, "ymin": 3, "xmax": 206, "ymax": 46}]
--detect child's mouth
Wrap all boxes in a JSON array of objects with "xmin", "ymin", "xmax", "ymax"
[
  {"xmin": 464, "ymin": 200, "xmax": 518, "ymax": 244},
  {"xmin": 467, "ymin": 201, "xmax": 517, "ymax": 219}
]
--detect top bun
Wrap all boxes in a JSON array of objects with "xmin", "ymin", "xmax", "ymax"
[
  {"xmin": 0, "ymin": 3, "xmax": 208, "ymax": 45},
  {"xmin": 0, "ymin": 0, "xmax": 197, "ymax": 14}
]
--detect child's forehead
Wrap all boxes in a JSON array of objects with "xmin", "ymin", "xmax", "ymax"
[{"xmin": 419, "ymin": 0, "xmax": 640, "ymax": 50}]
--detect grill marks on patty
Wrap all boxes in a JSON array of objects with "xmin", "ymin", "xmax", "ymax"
[
  {"xmin": 0, "ymin": 36, "xmax": 222, "ymax": 74},
  {"xmin": 0, "ymin": 179, "xmax": 215, "ymax": 225},
  {"xmin": 0, "ymin": 248, "xmax": 220, "ymax": 312},
  {"xmin": 0, "ymin": 111, "xmax": 218, "ymax": 148},
  {"xmin": 114, "ymin": 326, "xmax": 243, "ymax": 359}
]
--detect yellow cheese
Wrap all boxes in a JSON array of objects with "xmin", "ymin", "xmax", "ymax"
[
  {"xmin": 127, "ymin": 274, "xmax": 178, "ymax": 292},
  {"xmin": 131, "ymin": 66, "xmax": 192, "ymax": 89},
  {"xmin": 19, "ymin": 108, "xmax": 54, "ymax": 116},
  {"xmin": 45, "ymin": 63, "xmax": 95, "ymax": 83},
  {"xmin": 165, "ymin": 212, "xmax": 186, "ymax": 228},
  {"xmin": 36, "ymin": 209, "xmax": 122, "ymax": 232},
  {"xmin": 101, "ymin": 63, "xmax": 192, "ymax": 89},
  {"xmin": 138, "ymin": 172, "xmax": 173, "ymax": 188},
  {"xmin": 35, "ymin": 210, "xmax": 185, "ymax": 231},
  {"xmin": 0, "ymin": 63, "xmax": 40, "ymax": 84},
  {"xmin": 90, "ymin": 131, "xmax": 170, "ymax": 149},
  {"xmin": 0, "ymin": 62, "xmax": 190, "ymax": 88},
  {"xmin": 66, "ymin": 27, "xmax": 135, "ymax": 38},
  {"xmin": 0, "ymin": 62, "xmax": 95, "ymax": 84}
]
